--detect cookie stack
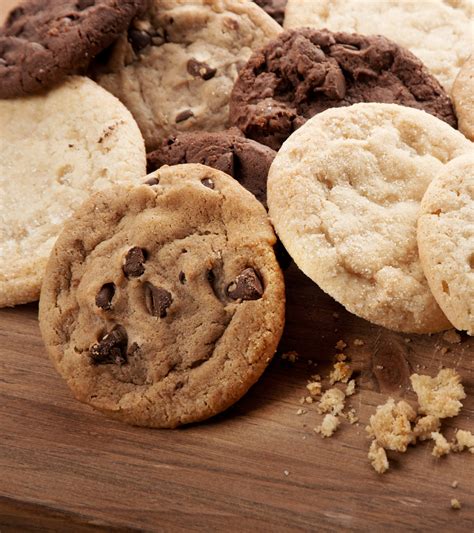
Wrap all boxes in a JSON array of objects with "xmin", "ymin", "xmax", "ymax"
[{"xmin": 0, "ymin": 0, "xmax": 472, "ymax": 427}]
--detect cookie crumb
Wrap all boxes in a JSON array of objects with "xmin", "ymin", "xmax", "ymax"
[
  {"xmin": 346, "ymin": 408, "xmax": 359, "ymax": 424},
  {"xmin": 451, "ymin": 480, "xmax": 459, "ymax": 489},
  {"xmin": 366, "ymin": 399, "xmax": 416, "ymax": 452},
  {"xmin": 296, "ymin": 408, "xmax": 306, "ymax": 416},
  {"xmin": 431, "ymin": 432, "xmax": 451, "ymax": 457},
  {"xmin": 335, "ymin": 340, "xmax": 347, "ymax": 351},
  {"xmin": 318, "ymin": 388, "xmax": 346, "ymax": 415},
  {"xmin": 451, "ymin": 498, "xmax": 461, "ymax": 510},
  {"xmin": 413, "ymin": 415, "xmax": 441, "ymax": 441},
  {"xmin": 283, "ymin": 470, "xmax": 290, "ymax": 476},
  {"xmin": 281, "ymin": 350, "xmax": 298, "ymax": 363},
  {"xmin": 410, "ymin": 369, "xmax": 465, "ymax": 418},
  {"xmin": 345, "ymin": 379, "xmax": 356, "ymax": 396},
  {"xmin": 335, "ymin": 352, "xmax": 347, "ymax": 362},
  {"xmin": 314, "ymin": 414, "xmax": 340, "ymax": 438},
  {"xmin": 306, "ymin": 381, "xmax": 322, "ymax": 396},
  {"xmin": 368, "ymin": 440, "xmax": 389, "ymax": 474},
  {"xmin": 353, "ymin": 338, "xmax": 365, "ymax": 346},
  {"xmin": 452, "ymin": 429, "xmax": 474, "ymax": 453},
  {"xmin": 305, "ymin": 396, "xmax": 314, "ymax": 404},
  {"xmin": 442, "ymin": 330, "xmax": 461, "ymax": 344},
  {"xmin": 329, "ymin": 362, "xmax": 352, "ymax": 384}
]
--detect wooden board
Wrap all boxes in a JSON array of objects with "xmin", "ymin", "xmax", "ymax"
[{"xmin": 1, "ymin": 264, "xmax": 473, "ymax": 531}]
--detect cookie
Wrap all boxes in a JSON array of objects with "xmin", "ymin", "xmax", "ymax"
[
  {"xmin": 284, "ymin": 0, "xmax": 472, "ymax": 92},
  {"xmin": 39, "ymin": 164, "xmax": 285, "ymax": 428},
  {"xmin": 452, "ymin": 55, "xmax": 474, "ymax": 141},
  {"xmin": 417, "ymin": 154, "xmax": 474, "ymax": 335},
  {"xmin": 253, "ymin": 0, "xmax": 287, "ymax": 25},
  {"xmin": 0, "ymin": 76, "xmax": 146, "ymax": 307},
  {"xmin": 229, "ymin": 28, "xmax": 457, "ymax": 150},
  {"xmin": 267, "ymin": 103, "xmax": 472, "ymax": 333},
  {"xmin": 0, "ymin": 0, "xmax": 145, "ymax": 98},
  {"xmin": 91, "ymin": 0, "xmax": 281, "ymax": 151},
  {"xmin": 146, "ymin": 129, "xmax": 276, "ymax": 206}
]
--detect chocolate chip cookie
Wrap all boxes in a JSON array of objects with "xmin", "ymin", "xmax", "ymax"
[
  {"xmin": 146, "ymin": 129, "xmax": 276, "ymax": 206},
  {"xmin": 229, "ymin": 28, "xmax": 457, "ymax": 150},
  {"xmin": 0, "ymin": 0, "xmax": 144, "ymax": 98},
  {"xmin": 91, "ymin": 0, "xmax": 281, "ymax": 151},
  {"xmin": 39, "ymin": 164, "xmax": 285, "ymax": 428}
]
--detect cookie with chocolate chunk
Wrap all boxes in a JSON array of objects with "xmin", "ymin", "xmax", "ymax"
[
  {"xmin": 91, "ymin": 0, "xmax": 281, "ymax": 151},
  {"xmin": 146, "ymin": 130, "xmax": 276, "ymax": 206},
  {"xmin": 39, "ymin": 164, "xmax": 285, "ymax": 428},
  {"xmin": 0, "ymin": 0, "xmax": 144, "ymax": 98},
  {"xmin": 229, "ymin": 28, "xmax": 457, "ymax": 150}
]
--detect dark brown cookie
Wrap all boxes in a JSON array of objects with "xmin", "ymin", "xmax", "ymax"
[
  {"xmin": 0, "ymin": 0, "xmax": 144, "ymax": 98},
  {"xmin": 229, "ymin": 28, "xmax": 457, "ymax": 150},
  {"xmin": 147, "ymin": 130, "xmax": 276, "ymax": 207},
  {"xmin": 253, "ymin": 0, "xmax": 287, "ymax": 25}
]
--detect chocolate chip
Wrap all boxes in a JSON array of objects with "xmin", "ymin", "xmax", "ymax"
[
  {"xmin": 76, "ymin": 0, "xmax": 95, "ymax": 9},
  {"xmin": 201, "ymin": 177, "xmax": 214, "ymax": 189},
  {"xmin": 128, "ymin": 29, "xmax": 152, "ymax": 53},
  {"xmin": 227, "ymin": 268, "xmax": 263, "ymax": 300},
  {"xmin": 127, "ymin": 342, "xmax": 140, "ymax": 357},
  {"xmin": 90, "ymin": 325, "xmax": 128, "ymax": 365},
  {"xmin": 175, "ymin": 109, "xmax": 194, "ymax": 123},
  {"xmin": 144, "ymin": 283, "xmax": 172, "ymax": 318},
  {"xmin": 179, "ymin": 271, "xmax": 186, "ymax": 284},
  {"xmin": 95, "ymin": 283, "xmax": 115, "ymax": 310},
  {"xmin": 187, "ymin": 58, "xmax": 217, "ymax": 80},
  {"xmin": 123, "ymin": 247, "xmax": 146, "ymax": 278},
  {"xmin": 145, "ymin": 176, "xmax": 159, "ymax": 186}
]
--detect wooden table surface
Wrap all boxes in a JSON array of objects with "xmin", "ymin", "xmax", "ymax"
[{"xmin": 1, "ymin": 263, "xmax": 473, "ymax": 532}]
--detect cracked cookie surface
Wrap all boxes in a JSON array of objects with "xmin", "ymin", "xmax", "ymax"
[
  {"xmin": 229, "ymin": 28, "xmax": 456, "ymax": 150},
  {"xmin": 267, "ymin": 103, "xmax": 472, "ymax": 333},
  {"xmin": 39, "ymin": 164, "xmax": 285, "ymax": 428},
  {"xmin": 0, "ymin": 76, "xmax": 146, "ymax": 307},
  {"xmin": 0, "ymin": 0, "xmax": 145, "ymax": 98},
  {"xmin": 417, "ymin": 154, "xmax": 474, "ymax": 335},
  {"xmin": 91, "ymin": 0, "xmax": 281, "ymax": 151}
]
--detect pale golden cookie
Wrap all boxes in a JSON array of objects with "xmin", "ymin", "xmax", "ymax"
[
  {"xmin": 417, "ymin": 154, "xmax": 474, "ymax": 334},
  {"xmin": 0, "ymin": 76, "xmax": 146, "ymax": 307},
  {"xmin": 452, "ymin": 55, "xmax": 474, "ymax": 140},
  {"xmin": 284, "ymin": 0, "xmax": 473, "ymax": 92},
  {"xmin": 39, "ymin": 164, "xmax": 285, "ymax": 428},
  {"xmin": 268, "ymin": 103, "xmax": 472, "ymax": 333}
]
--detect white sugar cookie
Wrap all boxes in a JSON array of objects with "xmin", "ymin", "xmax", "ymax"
[
  {"xmin": 267, "ymin": 103, "xmax": 472, "ymax": 333},
  {"xmin": 284, "ymin": 0, "xmax": 473, "ymax": 91},
  {"xmin": 452, "ymin": 55, "xmax": 474, "ymax": 140},
  {"xmin": 0, "ymin": 76, "xmax": 146, "ymax": 307},
  {"xmin": 418, "ymin": 154, "xmax": 474, "ymax": 334}
]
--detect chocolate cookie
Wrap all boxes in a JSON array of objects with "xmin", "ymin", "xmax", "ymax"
[
  {"xmin": 0, "ymin": 0, "xmax": 144, "ymax": 98},
  {"xmin": 146, "ymin": 130, "xmax": 276, "ymax": 206},
  {"xmin": 229, "ymin": 28, "xmax": 457, "ymax": 150},
  {"xmin": 253, "ymin": 0, "xmax": 287, "ymax": 25},
  {"xmin": 39, "ymin": 164, "xmax": 285, "ymax": 428}
]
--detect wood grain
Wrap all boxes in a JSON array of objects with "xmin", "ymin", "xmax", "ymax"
[{"xmin": 1, "ymin": 264, "xmax": 473, "ymax": 531}]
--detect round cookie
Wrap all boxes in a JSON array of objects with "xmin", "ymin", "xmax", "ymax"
[
  {"xmin": 0, "ymin": 76, "xmax": 146, "ymax": 307},
  {"xmin": 39, "ymin": 164, "xmax": 285, "ymax": 428},
  {"xmin": 229, "ymin": 28, "xmax": 457, "ymax": 150},
  {"xmin": 283, "ymin": 0, "xmax": 473, "ymax": 92},
  {"xmin": 267, "ymin": 103, "xmax": 473, "ymax": 333},
  {"xmin": 91, "ymin": 0, "xmax": 282, "ymax": 151},
  {"xmin": 0, "ymin": 0, "xmax": 145, "ymax": 98},
  {"xmin": 146, "ymin": 129, "xmax": 276, "ymax": 206},
  {"xmin": 253, "ymin": 0, "xmax": 287, "ymax": 25},
  {"xmin": 417, "ymin": 154, "xmax": 474, "ymax": 335},
  {"xmin": 452, "ymin": 55, "xmax": 474, "ymax": 140}
]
